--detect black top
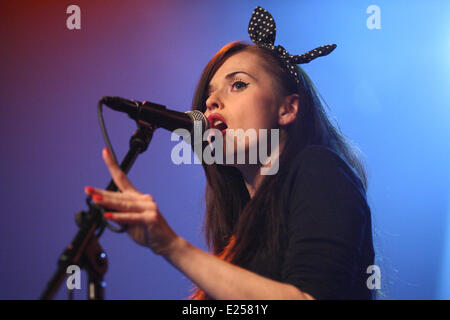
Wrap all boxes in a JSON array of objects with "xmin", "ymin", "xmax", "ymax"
[{"xmin": 278, "ymin": 145, "xmax": 375, "ymax": 299}]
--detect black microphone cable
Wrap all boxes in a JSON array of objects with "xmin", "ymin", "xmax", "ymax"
[{"xmin": 92, "ymin": 98, "xmax": 132, "ymax": 234}]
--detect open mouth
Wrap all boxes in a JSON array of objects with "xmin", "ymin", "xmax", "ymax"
[{"xmin": 207, "ymin": 113, "xmax": 228, "ymax": 135}]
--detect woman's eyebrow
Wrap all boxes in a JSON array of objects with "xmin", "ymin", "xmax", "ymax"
[{"xmin": 207, "ymin": 71, "xmax": 257, "ymax": 94}]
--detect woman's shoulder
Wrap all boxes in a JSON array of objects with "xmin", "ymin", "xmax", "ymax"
[
  {"xmin": 291, "ymin": 144, "xmax": 353, "ymax": 172},
  {"xmin": 281, "ymin": 144, "xmax": 368, "ymax": 212},
  {"xmin": 287, "ymin": 144, "xmax": 365, "ymax": 192}
]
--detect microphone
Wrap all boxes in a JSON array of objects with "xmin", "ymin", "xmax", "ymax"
[{"xmin": 100, "ymin": 96, "xmax": 208, "ymax": 134}]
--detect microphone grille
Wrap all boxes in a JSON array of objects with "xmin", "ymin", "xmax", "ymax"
[
  {"xmin": 185, "ymin": 110, "xmax": 209, "ymax": 131},
  {"xmin": 185, "ymin": 110, "xmax": 208, "ymax": 153}
]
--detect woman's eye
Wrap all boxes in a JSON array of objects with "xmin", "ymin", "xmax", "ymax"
[{"xmin": 232, "ymin": 80, "xmax": 249, "ymax": 91}]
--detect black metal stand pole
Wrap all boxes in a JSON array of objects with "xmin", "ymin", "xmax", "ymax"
[{"xmin": 40, "ymin": 123, "xmax": 155, "ymax": 300}]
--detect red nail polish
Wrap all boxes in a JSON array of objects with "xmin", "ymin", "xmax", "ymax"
[
  {"xmin": 85, "ymin": 186, "xmax": 95, "ymax": 194},
  {"xmin": 92, "ymin": 194, "xmax": 102, "ymax": 202},
  {"xmin": 104, "ymin": 212, "xmax": 113, "ymax": 219}
]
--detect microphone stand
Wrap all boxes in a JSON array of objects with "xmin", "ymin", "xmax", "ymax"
[{"xmin": 40, "ymin": 122, "xmax": 156, "ymax": 300}]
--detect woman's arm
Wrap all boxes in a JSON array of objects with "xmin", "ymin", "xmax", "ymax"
[
  {"xmin": 163, "ymin": 236, "xmax": 315, "ymax": 300},
  {"xmin": 87, "ymin": 148, "xmax": 314, "ymax": 300}
]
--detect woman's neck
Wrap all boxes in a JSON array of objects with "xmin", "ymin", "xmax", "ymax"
[
  {"xmin": 237, "ymin": 138, "xmax": 284, "ymax": 199},
  {"xmin": 240, "ymin": 165, "xmax": 263, "ymax": 199}
]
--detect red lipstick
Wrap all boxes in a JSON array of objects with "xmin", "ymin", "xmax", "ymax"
[{"xmin": 207, "ymin": 113, "xmax": 228, "ymax": 135}]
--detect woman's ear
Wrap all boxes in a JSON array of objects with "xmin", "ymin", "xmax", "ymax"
[{"xmin": 278, "ymin": 93, "xmax": 299, "ymax": 126}]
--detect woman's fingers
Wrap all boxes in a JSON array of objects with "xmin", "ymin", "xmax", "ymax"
[
  {"xmin": 94, "ymin": 193, "xmax": 155, "ymax": 213},
  {"xmin": 102, "ymin": 148, "xmax": 139, "ymax": 193},
  {"xmin": 104, "ymin": 211, "xmax": 156, "ymax": 224},
  {"xmin": 85, "ymin": 186, "xmax": 155, "ymax": 212},
  {"xmin": 85, "ymin": 186, "xmax": 144, "ymax": 201}
]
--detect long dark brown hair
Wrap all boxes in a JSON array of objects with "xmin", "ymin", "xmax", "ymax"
[{"xmin": 190, "ymin": 41, "xmax": 368, "ymax": 299}]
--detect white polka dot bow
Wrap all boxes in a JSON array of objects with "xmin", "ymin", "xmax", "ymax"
[{"xmin": 248, "ymin": 6, "xmax": 337, "ymax": 84}]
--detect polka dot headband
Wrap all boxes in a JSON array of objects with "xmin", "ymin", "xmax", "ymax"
[{"xmin": 248, "ymin": 6, "xmax": 337, "ymax": 84}]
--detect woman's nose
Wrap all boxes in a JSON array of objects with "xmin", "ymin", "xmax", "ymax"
[{"xmin": 205, "ymin": 92, "xmax": 223, "ymax": 114}]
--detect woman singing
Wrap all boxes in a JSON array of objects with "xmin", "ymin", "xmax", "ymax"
[{"xmin": 85, "ymin": 6, "xmax": 375, "ymax": 300}]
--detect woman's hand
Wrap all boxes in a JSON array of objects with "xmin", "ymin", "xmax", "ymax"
[{"xmin": 84, "ymin": 148, "xmax": 179, "ymax": 256}]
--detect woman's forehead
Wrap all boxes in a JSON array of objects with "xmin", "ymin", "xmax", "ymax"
[
  {"xmin": 208, "ymin": 51, "xmax": 266, "ymax": 87},
  {"xmin": 216, "ymin": 51, "xmax": 262, "ymax": 75}
]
